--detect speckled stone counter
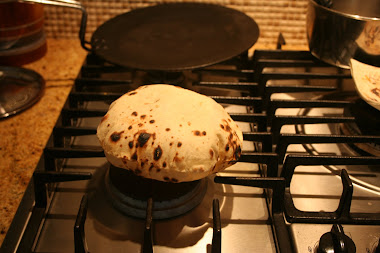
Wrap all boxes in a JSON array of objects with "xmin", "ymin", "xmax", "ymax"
[
  {"xmin": 0, "ymin": 38, "xmax": 87, "ymax": 245},
  {"xmin": 0, "ymin": 38, "xmax": 308, "ymax": 246}
]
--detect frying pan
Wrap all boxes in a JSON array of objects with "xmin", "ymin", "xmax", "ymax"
[
  {"xmin": 91, "ymin": 3, "xmax": 259, "ymax": 71},
  {"xmin": 10, "ymin": 0, "xmax": 259, "ymax": 71}
]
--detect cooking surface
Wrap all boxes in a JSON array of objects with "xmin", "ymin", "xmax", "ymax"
[
  {"xmin": 0, "ymin": 38, "xmax": 289, "ymax": 247},
  {"xmin": 2, "ymin": 48, "xmax": 380, "ymax": 253},
  {"xmin": 91, "ymin": 3, "xmax": 259, "ymax": 71},
  {"xmin": 33, "ymin": 73, "xmax": 274, "ymax": 252}
]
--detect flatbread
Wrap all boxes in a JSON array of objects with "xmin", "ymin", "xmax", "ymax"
[
  {"xmin": 351, "ymin": 59, "xmax": 380, "ymax": 111},
  {"xmin": 97, "ymin": 84, "xmax": 243, "ymax": 182}
]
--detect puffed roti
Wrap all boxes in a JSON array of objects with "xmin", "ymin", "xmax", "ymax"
[{"xmin": 97, "ymin": 84, "xmax": 243, "ymax": 182}]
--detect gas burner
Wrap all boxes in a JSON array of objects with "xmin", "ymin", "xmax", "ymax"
[
  {"xmin": 341, "ymin": 98, "xmax": 380, "ymax": 156},
  {"xmin": 343, "ymin": 98, "xmax": 380, "ymax": 136},
  {"xmin": 105, "ymin": 165, "xmax": 208, "ymax": 219},
  {"xmin": 294, "ymin": 91, "xmax": 380, "ymax": 194},
  {"xmin": 296, "ymin": 91, "xmax": 380, "ymax": 157}
]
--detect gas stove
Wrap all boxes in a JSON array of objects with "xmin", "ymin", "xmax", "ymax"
[{"xmin": 1, "ymin": 49, "xmax": 380, "ymax": 253}]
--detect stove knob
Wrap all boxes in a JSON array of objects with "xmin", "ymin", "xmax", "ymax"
[{"xmin": 317, "ymin": 224, "xmax": 356, "ymax": 253}]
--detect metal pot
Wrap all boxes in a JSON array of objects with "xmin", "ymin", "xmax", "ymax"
[{"xmin": 306, "ymin": 0, "xmax": 380, "ymax": 69}]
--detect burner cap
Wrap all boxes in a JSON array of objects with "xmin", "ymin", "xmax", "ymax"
[
  {"xmin": 105, "ymin": 165, "xmax": 208, "ymax": 219},
  {"xmin": 0, "ymin": 66, "xmax": 44, "ymax": 119}
]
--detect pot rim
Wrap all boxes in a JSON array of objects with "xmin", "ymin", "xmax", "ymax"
[{"xmin": 309, "ymin": 0, "xmax": 380, "ymax": 21}]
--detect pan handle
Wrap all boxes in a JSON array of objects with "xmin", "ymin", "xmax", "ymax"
[{"xmin": 1, "ymin": 0, "xmax": 91, "ymax": 51}]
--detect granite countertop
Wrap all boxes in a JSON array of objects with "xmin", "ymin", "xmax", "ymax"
[
  {"xmin": 0, "ymin": 38, "xmax": 87, "ymax": 245},
  {"xmin": 0, "ymin": 38, "xmax": 308, "ymax": 246}
]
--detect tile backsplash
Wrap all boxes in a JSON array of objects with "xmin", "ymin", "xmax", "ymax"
[{"xmin": 43, "ymin": 0, "xmax": 309, "ymax": 48}]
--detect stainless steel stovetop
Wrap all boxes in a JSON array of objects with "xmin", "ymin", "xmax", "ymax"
[{"xmin": 2, "ymin": 49, "xmax": 380, "ymax": 253}]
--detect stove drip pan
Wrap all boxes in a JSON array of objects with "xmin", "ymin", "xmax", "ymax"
[{"xmin": 105, "ymin": 165, "xmax": 208, "ymax": 219}]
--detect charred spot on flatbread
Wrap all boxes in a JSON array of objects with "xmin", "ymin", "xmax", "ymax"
[
  {"xmin": 137, "ymin": 133, "xmax": 151, "ymax": 147},
  {"xmin": 110, "ymin": 131, "xmax": 124, "ymax": 142}
]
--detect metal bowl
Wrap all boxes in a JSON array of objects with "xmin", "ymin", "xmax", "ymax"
[{"xmin": 307, "ymin": 0, "xmax": 380, "ymax": 69}]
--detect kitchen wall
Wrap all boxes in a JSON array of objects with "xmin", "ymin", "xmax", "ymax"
[{"xmin": 43, "ymin": 0, "xmax": 309, "ymax": 48}]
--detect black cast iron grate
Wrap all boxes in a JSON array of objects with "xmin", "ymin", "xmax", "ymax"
[{"xmin": 2, "ymin": 48, "xmax": 380, "ymax": 253}]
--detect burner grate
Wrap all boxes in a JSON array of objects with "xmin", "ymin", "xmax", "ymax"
[
  {"xmin": 281, "ymin": 156, "xmax": 380, "ymax": 224},
  {"xmin": 73, "ymin": 197, "xmax": 223, "ymax": 253},
  {"xmin": 3, "ymin": 49, "xmax": 380, "ymax": 253},
  {"xmin": 214, "ymin": 176, "xmax": 290, "ymax": 252}
]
